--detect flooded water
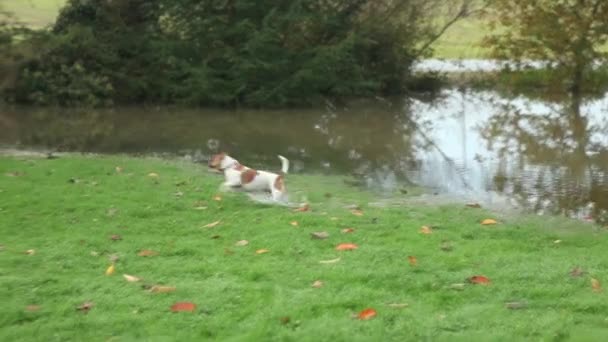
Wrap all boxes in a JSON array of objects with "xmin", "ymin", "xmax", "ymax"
[{"xmin": 1, "ymin": 88, "xmax": 607, "ymax": 223}]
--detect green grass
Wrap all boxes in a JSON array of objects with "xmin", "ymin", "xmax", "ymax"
[
  {"xmin": 1, "ymin": 155, "xmax": 608, "ymax": 341},
  {"xmin": 1, "ymin": 0, "xmax": 64, "ymax": 28}
]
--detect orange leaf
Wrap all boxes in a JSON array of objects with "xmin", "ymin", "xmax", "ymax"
[
  {"xmin": 149, "ymin": 285, "xmax": 176, "ymax": 293},
  {"xmin": 357, "ymin": 308, "xmax": 377, "ymax": 320},
  {"xmin": 341, "ymin": 228, "xmax": 355, "ymax": 233},
  {"xmin": 351, "ymin": 209, "xmax": 364, "ymax": 216},
  {"xmin": 202, "ymin": 220, "xmax": 221, "ymax": 228},
  {"xmin": 293, "ymin": 203, "xmax": 310, "ymax": 212},
  {"xmin": 336, "ymin": 243, "xmax": 358, "ymax": 251},
  {"xmin": 256, "ymin": 249, "xmax": 270, "ymax": 254},
  {"xmin": 420, "ymin": 226, "xmax": 432, "ymax": 234},
  {"xmin": 592, "ymin": 278, "xmax": 602, "ymax": 292},
  {"xmin": 468, "ymin": 275, "xmax": 491, "ymax": 285},
  {"xmin": 170, "ymin": 302, "xmax": 196, "ymax": 312},
  {"xmin": 290, "ymin": 221, "xmax": 299, "ymax": 227},
  {"xmin": 408, "ymin": 256, "xmax": 417, "ymax": 266},
  {"xmin": 481, "ymin": 219, "xmax": 498, "ymax": 225},
  {"xmin": 138, "ymin": 249, "xmax": 159, "ymax": 257}
]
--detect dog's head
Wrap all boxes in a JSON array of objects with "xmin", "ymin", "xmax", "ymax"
[{"xmin": 208, "ymin": 152, "xmax": 226, "ymax": 170}]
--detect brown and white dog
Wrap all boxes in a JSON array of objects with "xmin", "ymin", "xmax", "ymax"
[{"xmin": 208, "ymin": 153, "xmax": 289, "ymax": 202}]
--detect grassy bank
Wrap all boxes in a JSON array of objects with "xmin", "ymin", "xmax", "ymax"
[{"xmin": 1, "ymin": 155, "xmax": 607, "ymax": 340}]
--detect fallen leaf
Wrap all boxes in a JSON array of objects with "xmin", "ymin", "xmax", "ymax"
[
  {"xmin": 319, "ymin": 257, "xmax": 341, "ymax": 264},
  {"xmin": 210, "ymin": 234, "xmax": 221, "ymax": 239},
  {"xmin": 5, "ymin": 171, "xmax": 25, "ymax": 177},
  {"xmin": 235, "ymin": 240, "xmax": 249, "ymax": 247},
  {"xmin": 311, "ymin": 231, "xmax": 329, "ymax": 240},
  {"xmin": 213, "ymin": 195, "xmax": 222, "ymax": 201},
  {"xmin": 357, "ymin": 308, "xmax": 377, "ymax": 320},
  {"xmin": 465, "ymin": 203, "xmax": 482, "ymax": 208},
  {"xmin": 592, "ymin": 278, "xmax": 602, "ymax": 292},
  {"xmin": 420, "ymin": 226, "xmax": 432, "ymax": 234},
  {"xmin": 90, "ymin": 251, "xmax": 99, "ymax": 257},
  {"xmin": 256, "ymin": 249, "xmax": 270, "ymax": 254},
  {"xmin": 553, "ymin": 239, "xmax": 562, "ymax": 244},
  {"xmin": 138, "ymin": 249, "xmax": 159, "ymax": 257},
  {"xmin": 386, "ymin": 303, "xmax": 409, "ymax": 308},
  {"xmin": 293, "ymin": 203, "xmax": 310, "ymax": 212},
  {"xmin": 25, "ymin": 305, "xmax": 41, "ymax": 312},
  {"xmin": 570, "ymin": 267, "xmax": 585, "ymax": 277},
  {"xmin": 202, "ymin": 220, "xmax": 221, "ymax": 228},
  {"xmin": 148, "ymin": 172, "xmax": 159, "ymax": 178},
  {"xmin": 123, "ymin": 274, "xmax": 141, "ymax": 282},
  {"xmin": 468, "ymin": 275, "xmax": 491, "ymax": 285},
  {"xmin": 76, "ymin": 301, "xmax": 94, "ymax": 313},
  {"xmin": 115, "ymin": 166, "xmax": 123, "ymax": 173},
  {"xmin": 341, "ymin": 228, "xmax": 355, "ymax": 234},
  {"xmin": 290, "ymin": 221, "xmax": 299, "ymax": 227},
  {"xmin": 109, "ymin": 254, "xmax": 120, "ymax": 263},
  {"xmin": 170, "ymin": 302, "xmax": 196, "ymax": 312},
  {"xmin": 279, "ymin": 316, "xmax": 291, "ymax": 325},
  {"xmin": 25, "ymin": 249, "xmax": 35, "ymax": 255},
  {"xmin": 110, "ymin": 234, "xmax": 122, "ymax": 241},
  {"xmin": 481, "ymin": 219, "xmax": 498, "ymax": 225},
  {"xmin": 505, "ymin": 302, "xmax": 527, "ymax": 310},
  {"xmin": 194, "ymin": 206, "xmax": 208, "ymax": 210},
  {"xmin": 174, "ymin": 191, "xmax": 184, "ymax": 198},
  {"xmin": 336, "ymin": 243, "xmax": 358, "ymax": 251},
  {"xmin": 149, "ymin": 285, "xmax": 177, "ymax": 293},
  {"xmin": 105, "ymin": 264, "xmax": 115, "ymax": 276},
  {"xmin": 351, "ymin": 209, "xmax": 364, "ymax": 216},
  {"xmin": 408, "ymin": 256, "xmax": 417, "ymax": 266},
  {"xmin": 312, "ymin": 280, "xmax": 324, "ymax": 288}
]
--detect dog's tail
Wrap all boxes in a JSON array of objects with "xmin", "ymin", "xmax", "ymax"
[{"xmin": 278, "ymin": 155, "xmax": 289, "ymax": 174}]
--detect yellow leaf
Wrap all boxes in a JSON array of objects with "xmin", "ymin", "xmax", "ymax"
[
  {"xmin": 213, "ymin": 195, "xmax": 222, "ymax": 201},
  {"xmin": 149, "ymin": 285, "xmax": 176, "ymax": 293},
  {"xmin": 235, "ymin": 240, "xmax": 249, "ymax": 247},
  {"xmin": 312, "ymin": 280, "xmax": 324, "ymax": 288},
  {"xmin": 351, "ymin": 209, "xmax": 364, "ymax": 216},
  {"xmin": 147, "ymin": 172, "xmax": 159, "ymax": 178},
  {"xmin": 290, "ymin": 221, "xmax": 299, "ymax": 227},
  {"xmin": 420, "ymin": 226, "xmax": 432, "ymax": 234},
  {"xmin": 123, "ymin": 274, "xmax": 141, "ymax": 282},
  {"xmin": 481, "ymin": 219, "xmax": 498, "ymax": 225},
  {"xmin": 592, "ymin": 278, "xmax": 602, "ymax": 292},
  {"xmin": 202, "ymin": 220, "xmax": 221, "ymax": 228},
  {"xmin": 256, "ymin": 249, "xmax": 270, "ymax": 254},
  {"xmin": 105, "ymin": 264, "xmax": 115, "ymax": 276}
]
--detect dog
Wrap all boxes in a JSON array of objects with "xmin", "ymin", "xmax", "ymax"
[{"xmin": 208, "ymin": 152, "xmax": 289, "ymax": 202}]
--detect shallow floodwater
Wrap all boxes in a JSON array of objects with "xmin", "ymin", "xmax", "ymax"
[{"xmin": 1, "ymin": 88, "xmax": 607, "ymax": 223}]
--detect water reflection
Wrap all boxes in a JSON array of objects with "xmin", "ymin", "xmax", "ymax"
[{"xmin": 1, "ymin": 89, "xmax": 607, "ymax": 223}]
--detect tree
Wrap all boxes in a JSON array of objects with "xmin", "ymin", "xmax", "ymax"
[{"xmin": 483, "ymin": 0, "xmax": 608, "ymax": 95}]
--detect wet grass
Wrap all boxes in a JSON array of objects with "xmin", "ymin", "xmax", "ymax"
[{"xmin": 1, "ymin": 155, "xmax": 608, "ymax": 340}]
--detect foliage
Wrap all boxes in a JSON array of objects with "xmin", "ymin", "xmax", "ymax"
[
  {"xmin": 483, "ymin": 0, "xmax": 608, "ymax": 94},
  {"xmin": 3, "ymin": 0, "xmax": 444, "ymax": 107}
]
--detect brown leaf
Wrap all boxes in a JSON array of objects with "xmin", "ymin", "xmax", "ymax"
[
  {"xmin": 76, "ymin": 301, "xmax": 94, "ymax": 313},
  {"xmin": 137, "ymin": 250, "xmax": 159, "ymax": 257},
  {"xmin": 319, "ymin": 257, "xmax": 341, "ymax": 264},
  {"xmin": 341, "ymin": 228, "xmax": 355, "ymax": 234},
  {"xmin": 408, "ymin": 256, "xmax": 417, "ymax": 266},
  {"xmin": 210, "ymin": 234, "xmax": 221, "ymax": 239},
  {"xmin": 570, "ymin": 267, "xmax": 585, "ymax": 277},
  {"xmin": 592, "ymin": 278, "xmax": 602, "ymax": 292},
  {"xmin": 123, "ymin": 274, "xmax": 141, "ymax": 282},
  {"xmin": 293, "ymin": 203, "xmax": 310, "ymax": 212},
  {"xmin": 25, "ymin": 305, "xmax": 41, "ymax": 312},
  {"xmin": 505, "ymin": 302, "xmax": 527, "ymax": 310},
  {"xmin": 465, "ymin": 203, "xmax": 482, "ymax": 208},
  {"xmin": 481, "ymin": 218, "xmax": 498, "ymax": 225},
  {"xmin": 110, "ymin": 234, "xmax": 122, "ymax": 241},
  {"xmin": 170, "ymin": 302, "xmax": 196, "ymax": 312},
  {"xmin": 311, "ymin": 231, "xmax": 329, "ymax": 240},
  {"xmin": 235, "ymin": 240, "xmax": 249, "ymax": 247},
  {"xmin": 357, "ymin": 308, "xmax": 377, "ymax": 320},
  {"xmin": 312, "ymin": 280, "xmax": 324, "ymax": 288},
  {"xmin": 336, "ymin": 243, "xmax": 358, "ymax": 251},
  {"xmin": 468, "ymin": 275, "xmax": 491, "ymax": 285},
  {"xmin": 420, "ymin": 226, "xmax": 432, "ymax": 234},
  {"xmin": 255, "ymin": 249, "xmax": 270, "ymax": 254},
  {"xmin": 149, "ymin": 285, "xmax": 176, "ymax": 293},
  {"xmin": 351, "ymin": 209, "xmax": 364, "ymax": 216},
  {"xmin": 105, "ymin": 264, "xmax": 115, "ymax": 276},
  {"xmin": 279, "ymin": 316, "xmax": 291, "ymax": 325},
  {"xmin": 202, "ymin": 220, "xmax": 221, "ymax": 228},
  {"xmin": 290, "ymin": 221, "xmax": 299, "ymax": 227}
]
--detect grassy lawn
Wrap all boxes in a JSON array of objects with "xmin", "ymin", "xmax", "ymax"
[
  {"xmin": 1, "ymin": 155, "xmax": 608, "ymax": 340},
  {"xmin": 1, "ymin": 0, "xmax": 64, "ymax": 28}
]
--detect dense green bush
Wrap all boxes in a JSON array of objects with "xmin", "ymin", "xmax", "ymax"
[{"xmin": 3, "ymin": 0, "xmax": 433, "ymax": 107}]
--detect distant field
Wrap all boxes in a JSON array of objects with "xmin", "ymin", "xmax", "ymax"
[{"xmin": 0, "ymin": 0, "xmax": 490, "ymax": 58}]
